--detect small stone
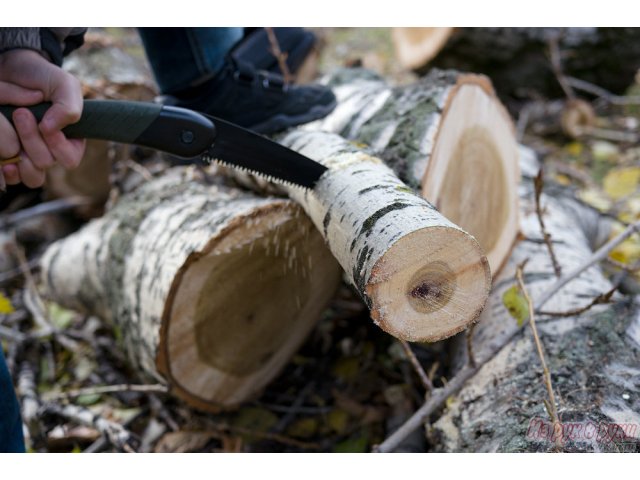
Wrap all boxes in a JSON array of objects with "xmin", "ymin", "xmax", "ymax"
[{"xmin": 622, "ymin": 393, "xmax": 630, "ymax": 400}]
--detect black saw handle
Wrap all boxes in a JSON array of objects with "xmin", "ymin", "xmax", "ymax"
[{"xmin": 0, "ymin": 100, "xmax": 216, "ymax": 159}]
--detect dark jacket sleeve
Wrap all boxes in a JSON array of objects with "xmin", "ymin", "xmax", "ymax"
[{"xmin": 0, "ymin": 27, "xmax": 87, "ymax": 65}]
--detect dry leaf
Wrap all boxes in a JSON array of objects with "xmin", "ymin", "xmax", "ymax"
[
  {"xmin": 603, "ymin": 166, "xmax": 640, "ymax": 200},
  {"xmin": 0, "ymin": 292, "xmax": 14, "ymax": 315}
]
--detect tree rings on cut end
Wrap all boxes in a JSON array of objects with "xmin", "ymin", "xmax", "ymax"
[
  {"xmin": 367, "ymin": 226, "xmax": 491, "ymax": 342},
  {"xmin": 159, "ymin": 202, "xmax": 341, "ymax": 410},
  {"xmin": 424, "ymin": 81, "xmax": 520, "ymax": 275}
]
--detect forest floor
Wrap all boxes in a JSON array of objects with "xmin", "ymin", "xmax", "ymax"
[{"xmin": 1, "ymin": 28, "xmax": 639, "ymax": 453}]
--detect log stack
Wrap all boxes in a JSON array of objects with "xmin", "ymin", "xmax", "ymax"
[
  {"xmin": 38, "ymin": 39, "xmax": 527, "ymax": 412},
  {"xmin": 41, "ymin": 128, "xmax": 492, "ymax": 410}
]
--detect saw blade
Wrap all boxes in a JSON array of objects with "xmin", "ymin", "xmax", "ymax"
[{"xmin": 202, "ymin": 114, "xmax": 327, "ymax": 190}]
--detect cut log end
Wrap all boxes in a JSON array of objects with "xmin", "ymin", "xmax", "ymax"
[
  {"xmin": 367, "ymin": 226, "xmax": 491, "ymax": 343},
  {"xmin": 158, "ymin": 202, "xmax": 341, "ymax": 409},
  {"xmin": 424, "ymin": 80, "xmax": 520, "ymax": 274},
  {"xmin": 392, "ymin": 27, "xmax": 454, "ymax": 71}
]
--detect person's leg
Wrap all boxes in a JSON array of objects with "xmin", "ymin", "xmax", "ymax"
[
  {"xmin": 138, "ymin": 27, "xmax": 243, "ymax": 94},
  {"xmin": 0, "ymin": 347, "xmax": 25, "ymax": 452},
  {"xmin": 138, "ymin": 27, "xmax": 336, "ymax": 135}
]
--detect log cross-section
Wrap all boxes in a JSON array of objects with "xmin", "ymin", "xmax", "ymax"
[{"xmin": 280, "ymin": 130, "xmax": 491, "ymax": 342}]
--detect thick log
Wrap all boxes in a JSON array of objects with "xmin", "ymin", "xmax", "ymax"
[
  {"xmin": 431, "ymin": 147, "xmax": 640, "ymax": 452},
  {"xmin": 279, "ymin": 130, "xmax": 491, "ymax": 342},
  {"xmin": 41, "ymin": 168, "xmax": 342, "ymax": 410},
  {"xmin": 392, "ymin": 28, "xmax": 640, "ymax": 101},
  {"xmin": 304, "ymin": 68, "xmax": 520, "ymax": 274}
]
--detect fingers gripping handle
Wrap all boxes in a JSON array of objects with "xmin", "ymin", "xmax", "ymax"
[{"xmin": 0, "ymin": 100, "xmax": 216, "ymax": 158}]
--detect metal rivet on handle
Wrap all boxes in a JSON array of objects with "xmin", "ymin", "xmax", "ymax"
[{"xmin": 181, "ymin": 130, "xmax": 195, "ymax": 144}]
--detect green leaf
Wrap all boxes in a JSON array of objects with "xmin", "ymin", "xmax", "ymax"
[
  {"xmin": 47, "ymin": 302, "xmax": 76, "ymax": 329},
  {"xmin": 0, "ymin": 292, "xmax": 15, "ymax": 315},
  {"xmin": 502, "ymin": 285, "xmax": 529, "ymax": 327},
  {"xmin": 75, "ymin": 393, "xmax": 102, "ymax": 406},
  {"xmin": 327, "ymin": 409, "xmax": 350, "ymax": 435},
  {"xmin": 232, "ymin": 407, "xmax": 278, "ymax": 440},
  {"xmin": 331, "ymin": 357, "xmax": 360, "ymax": 382},
  {"xmin": 286, "ymin": 417, "xmax": 318, "ymax": 439},
  {"xmin": 332, "ymin": 432, "xmax": 369, "ymax": 453}
]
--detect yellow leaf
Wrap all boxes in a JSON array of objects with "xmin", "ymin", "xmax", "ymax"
[
  {"xmin": 553, "ymin": 173, "xmax": 572, "ymax": 186},
  {"xmin": 502, "ymin": 285, "xmax": 529, "ymax": 327},
  {"xmin": 565, "ymin": 142, "xmax": 584, "ymax": 157},
  {"xmin": 609, "ymin": 224, "xmax": 640, "ymax": 265},
  {"xmin": 0, "ymin": 292, "xmax": 14, "ymax": 315},
  {"xmin": 603, "ymin": 166, "xmax": 640, "ymax": 200},
  {"xmin": 578, "ymin": 188, "xmax": 613, "ymax": 212}
]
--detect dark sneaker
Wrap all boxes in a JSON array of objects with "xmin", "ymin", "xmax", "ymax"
[
  {"xmin": 232, "ymin": 28, "xmax": 317, "ymax": 77},
  {"xmin": 162, "ymin": 57, "xmax": 336, "ymax": 135}
]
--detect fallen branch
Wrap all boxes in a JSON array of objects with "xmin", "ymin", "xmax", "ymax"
[
  {"xmin": 44, "ymin": 383, "xmax": 169, "ymax": 401},
  {"xmin": 516, "ymin": 262, "xmax": 562, "ymax": 452},
  {"xmin": 399, "ymin": 340, "xmax": 433, "ymax": 392},
  {"xmin": 40, "ymin": 402, "xmax": 138, "ymax": 452},
  {"xmin": 534, "ymin": 169, "xmax": 562, "ymax": 277},
  {"xmin": 534, "ymin": 219, "xmax": 640, "ymax": 311}
]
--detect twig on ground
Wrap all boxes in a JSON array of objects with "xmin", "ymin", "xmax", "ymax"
[
  {"xmin": 534, "ymin": 169, "xmax": 562, "ymax": 277},
  {"xmin": 576, "ymin": 126, "xmax": 639, "ymax": 143},
  {"xmin": 0, "ymin": 324, "xmax": 26, "ymax": 342},
  {"xmin": 149, "ymin": 394, "xmax": 179, "ymax": 432},
  {"xmin": 466, "ymin": 323, "xmax": 477, "ymax": 369},
  {"xmin": 516, "ymin": 262, "xmax": 562, "ymax": 452},
  {"xmin": 17, "ymin": 346, "xmax": 43, "ymax": 450},
  {"xmin": 566, "ymin": 76, "xmax": 640, "ymax": 106},
  {"xmin": 44, "ymin": 383, "xmax": 169, "ymax": 401},
  {"xmin": 9, "ymin": 239, "xmax": 80, "ymax": 352},
  {"xmin": 538, "ymin": 286, "xmax": 617, "ymax": 319},
  {"xmin": 399, "ymin": 340, "xmax": 433, "ymax": 392},
  {"xmin": 605, "ymin": 257, "xmax": 640, "ymax": 273},
  {"xmin": 0, "ymin": 197, "xmax": 90, "ymax": 230},
  {"xmin": 533, "ymin": 220, "xmax": 640, "ymax": 311},
  {"xmin": 41, "ymin": 402, "xmax": 138, "ymax": 452},
  {"xmin": 208, "ymin": 424, "xmax": 321, "ymax": 451},
  {"xmin": 265, "ymin": 27, "xmax": 294, "ymax": 84},
  {"xmin": 547, "ymin": 35, "xmax": 576, "ymax": 100}
]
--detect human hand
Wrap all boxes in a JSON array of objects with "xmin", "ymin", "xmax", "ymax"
[{"xmin": 0, "ymin": 49, "xmax": 85, "ymax": 188}]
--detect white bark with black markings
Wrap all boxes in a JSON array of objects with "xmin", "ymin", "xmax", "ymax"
[
  {"xmin": 304, "ymin": 68, "xmax": 520, "ymax": 274},
  {"xmin": 280, "ymin": 130, "xmax": 491, "ymax": 342}
]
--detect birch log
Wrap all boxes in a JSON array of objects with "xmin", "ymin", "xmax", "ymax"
[
  {"xmin": 431, "ymin": 147, "xmax": 640, "ymax": 452},
  {"xmin": 41, "ymin": 168, "xmax": 342, "ymax": 411},
  {"xmin": 392, "ymin": 28, "xmax": 640, "ymax": 100},
  {"xmin": 279, "ymin": 130, "xmax": 491, "ymax": 342},
  {"xmin": 304, "ymin": 68, "xmax": 520, "ymax": 274}
]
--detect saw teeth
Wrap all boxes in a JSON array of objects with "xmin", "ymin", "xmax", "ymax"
[{"xmin": 203, "ymin": 156, "xmax": 309, "ymax": 191}]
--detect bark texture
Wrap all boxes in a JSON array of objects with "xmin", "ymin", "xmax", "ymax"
[
  {"xmin": 41, "ymin": 168, "xmax": 342, "ymax": 410},
  {"xmin": 279, "ymin": 130, "xmax": 491, "ymax": 342},
  {"xmin": 304, "ymin": 67, "xmax": 519, "ymax": 274},
  {"xmin": 431, "ymin": 147, "xmax": 640, "ymax": 452}
]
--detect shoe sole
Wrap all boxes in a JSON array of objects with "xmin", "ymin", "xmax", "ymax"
[{"xmin": 249, "ymin": 99, "xmax": 337, "ymax": 135}]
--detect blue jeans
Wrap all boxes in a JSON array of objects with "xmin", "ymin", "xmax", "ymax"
[
  {"xmin": 138, "ymin": 27, "xmax": 243, "ymax": 94},
  {"xmin": 0, "ymin": 346, "xmax": 25, "ymax": 452}
]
